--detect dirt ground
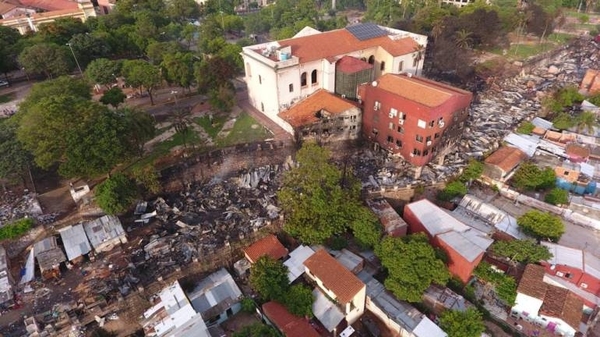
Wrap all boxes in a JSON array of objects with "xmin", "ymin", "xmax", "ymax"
[{"xmin": 220, "ymin": 312, "xmax": 261, "ymax": 335}]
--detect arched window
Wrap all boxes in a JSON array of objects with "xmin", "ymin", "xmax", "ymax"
[
  {"xmin": 301, "ymin": 72, "xmax": 307, "ymax": 87},
  {"xmin": 246, "ymin": 62, "xmax": 251, "ymax": 77},
  {"xmin": 311, "ymin": 70, "xmax": 317, "ymax": 84},
  {"xmin": 360, "ymin": 57, "xmax": 366, "ymax": 62},
  {"xmin": 368, "ymin": 55, "xmax": 375, "ymax": 65},
  {"xmin": 380, "ymin": 61, "xmax": 385, "ymax": 71}
]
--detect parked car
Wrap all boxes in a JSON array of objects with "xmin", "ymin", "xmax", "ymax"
[{"xmin": 0, "ymin": 80, "xmax": 9, "ymax": 88}]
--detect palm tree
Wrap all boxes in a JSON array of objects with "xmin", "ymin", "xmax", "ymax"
[
  {"xmin": 413, "ymin": 44, "xmax": 425, "ymax": 76},
  {"xmin": 432, "ymin": 20, "xmax": 445, "ymax": 41},
  {"xmin": 454, "ymin": 29, "xmax": 473, "ymax": 49},
  {"xmin": 576, "ymin": 111, "xmax": 598, "ymax": 134}
]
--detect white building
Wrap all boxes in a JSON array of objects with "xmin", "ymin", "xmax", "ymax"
[
  {"xmin": 303, "ymin": 249, "xmax": 366, "ymax": 333},
  {"xmin": 241, "ymin": 23, "xmax": 427, "ymax": 134}
]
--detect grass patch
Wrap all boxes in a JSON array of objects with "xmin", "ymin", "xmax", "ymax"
[
  {"xmin": 217, "ymin": 112, "xmax": 271, "ymax": 147},
  {"xmin": 0, "ymin": 93, "xmax": 15, "ymax": 104},
  {"xmin": 490, "ymin": 43, "xmax": 555, "ymax": 60},
  {"xmin": 0, "ymin": 218, "xmax": 34, "ymax": 240},
  {"xmin": 547, "ymin": 33, "xmax": 573, "ymax": 43},
  {"xmin": 194, "ymin": 115, "xmax": 227, "ymax": 138}
]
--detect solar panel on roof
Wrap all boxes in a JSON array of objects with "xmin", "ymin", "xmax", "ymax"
[{"xmin": 346, "ymin": 23, "xmax": 387, "ymax": 41}]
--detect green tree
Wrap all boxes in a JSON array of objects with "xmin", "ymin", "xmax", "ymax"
[
  {"xmin": 131, "ymin": 165, "xmax": 162, "ymax": 196},
  {"xmin": 146, "ymin": 41, "xmax": 184, "ymax": 64},
  {"xmin": 37, "ymin": 17, "xmax": 88, "ymax": 45},
  {"xmin": 18, "ymin": 43, "xmax": 72, "ymax": 79},
  {"xmin": 439, "ymin": 308, "xmax": 485, "ymax": 337},
  {"xmin": 348, "ymin": 206, "xmax": 381, "ymax": 249},
  {"xmin": 0, "ymin": 26, "xmax": 21, "ymax": 77},
  {"xmin": 0, "ymin": 121, "xmax": 32, "ymax": 183},
  {"xmin": 511, "ymin": 162, "xmax": 556, "ymax": 191},
  {"xmin": 517, "ymin": 121, "xmax": 535, "ymax": 134},
  {"xmin": 551, "ymin": 112, "xmax": 576, "ymax": 130},
  {"xmin": 517, "ymin": 210, "xmax": 565, "ymax": 242},
  {"xmin": 375, "ymin": 234, "xmax": 449, "ymax": 302},
  {"xmin": 67, "ymin": 33, "xmax": 111, "ymax": 67},
  {"xmin": 122, "ymin": 60, "xmax": 163, "ymax": 105},
  {"xmin": 473, "ymin": 262, "xmax": 517, "ymax": 305},
  {"xmin": 209, "ymin": 85, "xmax": 236, "ymax": 112},
  {"xmin": 100, "ymin": 87, "xmax": 127, "ymax": 108},
  {"xmin": 249, "ymin": 256, "xmax": 290, "ymax": 301},
  {"xmin": 161, "ymin": 52, "xmax": 195, "ymax": 91},
  {"xmin": 282, "ymin": 285, "xmax": 313, "ymax": 317},
  {"xmin": 95, "ymin": 173, "xmax": 138, "ymax": 215},
  {"xmin": 16, "ymin": 76, "xmax": 91, "ymax": 119},
  {"xmin": 545, "ymin": 188, "xmax": 569, "ymax": 205},
  {"xmin": 85, "ymin": 58, "xmax": 121, "ymax": 89},
  {"xmin": 459, "ymin": 159, "xmax": 484, "ymax": 182},
  {"xmin": 491, "ymin": 239, "xmax": 552, "ymax": 263},
  {"xmin": 575, "ymin": 111, "xmax": 598, "ymax": 134},
  {"xmin": 167, "ymin": 0, "xmax": 200, "ymax": 22},
  {"xmin": 438, "ymin": 181, "xmax": 468, "ymax": 202},
  {"xmin": 278, "ymin": 143, "xmax": 348, "ymax": 244},
  {"xmin": 232, "ymin": 323, "xmax": 278, "ymax": 337},
  {"xmin": 454, "ymin": 29, "xmax": 473, "ymax": 49},
  {"xmin": 544, "ymin": 85, "xmax": 584, "ymax": 114}
]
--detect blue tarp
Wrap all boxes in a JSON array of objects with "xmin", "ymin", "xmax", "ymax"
[{"xmin": 556, "ymin": 179, "xmax": 597, "ymax": 195}]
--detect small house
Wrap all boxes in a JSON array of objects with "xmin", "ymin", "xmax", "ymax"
[
  {"xmin": 262, "ymin": 301, "xmax": 320, "ymax": 337},
  {"xmin": 0, "ymin": 245, "xmax": 14, "ymax": 307},
  {"xmin": 483, "ymin": 146, "xmax": 527, "ymax": 181},
  {"xmin": 34, "ymin": 237, "xmax": 67, "ymax": 280},
  {"xmin": 243, "ymin": 234, "xmax": 288, "ymax": 264},
  {"xmin": 58, "ymin": 224, "xmax": 92, "ymax": 263},
  {"xmin": 187, "ymin": 268, "xmax": 243, "ymax": 325},
  {"xmin": 83, "ymin": 215, "xmax": 127, "ymax": 254}
]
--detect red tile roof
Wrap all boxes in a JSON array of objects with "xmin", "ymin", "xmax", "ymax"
[
  {"xmin": 262, "ymin": 301, "xmax": 320, "ymax": 337},
  {"xmin": 375, "ymin": 74, "xmax": 472, "ymax": 108},
  {"xmin": 271, "ymin": 28, "xmax": 418, "ymax": 64},
  {"xmin": 336, "ymin": 56, "xmax": 373, "ymax": 73},
  {"xmin": 278, "ymin": 89, "xmax": 359, "ymax": 128},
  {"xmin": 517, "ymin": 264, "xmax": 547, "ymax": 299},
  {"xmin": 303, "ymin": 249, "xmax": 364, "ymax": 304},
  {"xmin": 243, "ymin": 234, "xmax": 288, "ymax": 263},
  {"xmin": 18, "ymin": 0, "xmax": 79, "ymax": 11},
  {"xmin": 540, "ymin": 285, "xmax": 583, "ymax": 329},
  {"xmin": 484, "ymin": 146, "xmax": 527, "ymax": 173},
  {"xmin": 566, "ymin": 143, "xmax": 591, "ymax": 160}
]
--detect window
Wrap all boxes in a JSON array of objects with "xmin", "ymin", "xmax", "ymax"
[
  {"xmin": 371, "ymin": 128, "xmax": 379, "ymax": 136},
  {"xmin": 301, "ymin": 72, "xmax": 307, "ymax": 86},
  {"xmin": 388, "ymin": 122, "xmax": 394, "ymax": 130},
  {"xmin": 396, "ymin": 139, "xmax": 402, "ymax": 147},
  {"xmin": 423, "ymin": 149, "xmax": 429, "ymax": 156},
  {"xmin": 350, "ymin": 115, "xmax": 357, "ymax": 121},
  {"xmin": 429, "ymin": 120, "xmax": 435, "ymax": 128},
  {"xmin": 350, "ymin": 125, "xmax": 356, "ymax": 130},
  {"xmin": 311, "ymin": 69, "xmax": 317, "ymax": 84},
  {"xmin": 412, "ymin": 148, "xmax": 421, "ymax": 156},
  {"xmin": 417, "ymin": 119, "xmax": 426, "ymax": 128},
  {"xmin": 368, "ymin": 55, "xmax": 375, "ymax": 65},
  {"xmin": 260, "ymin": 102, "xmax": 264, "ymax": 112},
  {"xmin": 258, "ymin": 75, "xmax": 262, "ymax": 84},
  {"xmin": 413, "ymin": 57, "xmax": 418, "ymax": 67},
  {"xmin": 398, "ymin": 61, "xmax": 404, "ymax": 72},
  {"xmin": 288, "ymin": 83, "xmax": 293, "ymax": 92},
  {"xmin": 246, "ymin": 62, "xmax": 251, "ymax": 77},
  {"xmin": 397, "ymin": 126, "xmax": 404, "ymax": 133},
  {"xmin": 434, "ymin": 133, "xmax": 440, "ymax": 139},
  {"xmin": 380, "ymin": 61, "xmax": 385, "ymax": 71},
  {"xmin": 374, "ymin": 101, "xmax": 381, "ymax": 111},
  {"xmin": 426, "ymin": 136, "xmax": 432, "ymax": 143},
  {"xmin": 387, "ymin": 135, "xmax": 393, "ymax": 143},
  {"xmin": 416, "ymin": 135, "xmax": 423, "ymax": 143}
]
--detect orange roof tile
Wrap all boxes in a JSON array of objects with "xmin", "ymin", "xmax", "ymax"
[
  {"xmin": 555, "ymin": 166, "xmax": 580, "ymax": 183},
  {"xmin": 19, "ymin": 0, "xmax": 79, "ymax": 11},
  {"xmin": 262, "ymin": 301, "xmax": 320, "ymax": 337},
  {"xmin": 303, "ymin": 249, "xmax": 364, "ymax": 304},
  {"xmin": 336, "ymin": 55, "xmax": 373, "ymax": 73},
  {"xmin": 566, "ymin": 143, "xmax": 591, "ymax": 159},
  {"xmin": 540, "ymin": 285, "xmax": 583, "ymax": 329},
  {"xmin": 0, "ymin": 2, "xmax": 18, "ymax": 15},
  {"xmin": 243, "ymin": 234, "xmax": 288, "ymax": 263},
  {"xmin": 278, "ymin": 90, "xmax": 358, "ymax": 128},
  {"xmin": 484, "ymin": 147, "xmax": 527, "ymax": 173},
  {"xmin": 271, "ymin": 27, "xmax": 418, "ymax": 64},
  {"xmin": 375, "ymin": 74, "xmax": 472, "ymax": 108},
  {"xmin": 517, "ymin": 264, "xmax": 546, "ymax": 299}
]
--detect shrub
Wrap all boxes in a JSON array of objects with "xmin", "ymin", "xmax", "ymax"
[
  {"xmin": 516, "ymin": 121, "xmax": 535, "ymax": 135},
  {"xmin": 0, "ymin": 218, "xmax": 34, "ymax": 240},
  {"xmin": 95, "ymin": 173, "xmax": 138, "ymax": 215},
  {"xmin": 544, "ymin": 188, "xmax": 569, "ymax": 205},
  {"xmin": 438, "ymin": 181, "xmax": 468, "ymax": 201}
]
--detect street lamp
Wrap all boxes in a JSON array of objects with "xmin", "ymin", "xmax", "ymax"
[{"xmin": 66, "ymin": 43, "xmax": 83, "ymax": 76}]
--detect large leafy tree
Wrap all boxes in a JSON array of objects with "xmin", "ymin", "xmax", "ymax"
[
  {"xmin": 0, "ymin": 121, "xmax": 32, "ymax": 183},
  {"xmin": 161, "ymin": 52, "xmax": 195, "ymax": 91},
  {"xmin": 518, "ymin": 210, "xmax": 565, "ymax": 242},
  {"xmin": 100, "ymin": 87, "xmax": 127, "ymax": 108},
  {"xmin": 249, "ymin": 256, "xmax": 291, "ymax": 302},
  {"xmin": 16, "ymin": 76, "xmax": 91, "ymax": 118},
  {"xmin": 85, "ymin": 58, "xmax": 121, "ymax": 89},
  {"xmin": 375, "ymin": 234, "xmax": 449, "ymax": 302},
  {"xmin": 490, "ymin": 239, "xmax": 552, "ymax": 263},
  {"xmin": 511, "ymin": 162, "xmax": 556, "ymax": 191},
  {"xmin": 166, "ymin": 0, "xmax": 200, "ymax": 22},
  {"xmin": 37, "ymin": 17, "xmax": 89, "ymax": 45},
  {"xmin": 95, "ymin": 173, "xmax": 138, "ymax": 215},
  {"xmin": 122, "ymin": 60, "xmax": 163, "ymax": 105},
  {"xmin": 67, "ymin": 33, "xmax": 112, "ymax": 68},
  {"xmin": 282, "ymin": 285, "xmax": 313, "ymax": 317},
  {"xmin": 232, "ymin": 324, "xmax": 278, "ymax": 337},
  {"xmin": 0, "ymin": 26, "xmax": 21, "ymax": 77},
  {"xmin": 18, "ymin": 43, "xmax": 72, "ymax": 79},
  {"xmin": 439, "ymin": 308, "xmax": 485, "ymax": 337}
]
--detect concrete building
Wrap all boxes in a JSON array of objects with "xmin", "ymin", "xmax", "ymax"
[
  {"xmin": 483, "ymin": 146, "xmax": 528, "ymax": 181},
  {"xmin": 83, "ymin": 215, "xmax": 127, "ymax": 254},
  {"xmin": 0, "ymin": 245, "xmax": 14, "ymax": 308},
  {"xmin": 141, "ymin": 281, "xmax": 210, "ymax": 337},
  {"xmin": 262, "ymin": 301, "xmax": 320, "ymax": 337},
  {"xmin": 0, "ymin": 0, "xmax": 98, "ymax": 34},
  {"xmin": 359, "ymin": 73, "xmax": 472, "ymax": 168},
  {"xmin": 512, "ymin": 264, "xmax": 584, "ymax": 337},
  {"xmin": 278, "ymin": 89, "xmax": 362, "ymax": 142},
  {"xmin": 304, "ymin": 249, "xmax": 366, "ymax": 333},
  {"xmin": 403, "ymin": 199, "xmax": 493, "ymax": 283},
  {"xmin": 241, "ymin": 23, "xmax": 427, "ymax": 133},
  {"xmin": 243, "ymin": 234, "xmax": 288, "ymax": 264},
  {"xmin": 358, "ymin": 271, "xmax": 447, "ymax": 337},
  {"xmin": 366, "ymin": 198, "xmax": 407, "ymax": 237},
  {"xmin": 187, "ymin": 268, "xmax": 243, "ymax": 326}
]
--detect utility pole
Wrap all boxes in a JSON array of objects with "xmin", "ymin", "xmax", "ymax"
[{"xmin": 66, "ymin": 43, "xmax": 83, "ymax": 76}]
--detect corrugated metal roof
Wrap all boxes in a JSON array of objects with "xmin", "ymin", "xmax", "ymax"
[
  {"xmin": 34, "ymin": 237, "xmax": 66, "ymax": 270},
  {"xmin": 504, "ymin": 133, "xmax": 539, "ymax": 157},
  {"xmin": 312, "ymin": 288, "xmax": 344, "ymax": 332},
  {"xmin": 58, "ymin": 224, "xmax": 91, "ymax": 261},
  {"xmin": 584, "ymin": 252, "xmax": 600, "ymax": 279},
  {"xmin": 542, "ymin": 242, "xmax": 584, "ymax": 269},
  {"xmin": 188, "ymin": 268, "xmax": 242, "ymax": 318},
  {"xmin": 405, "ymin": 199, "xmax": 469, "ymax": 236},
  {"xmin": 332, "ymin": 249, "xmax": 363, "ymax": 273},
  {"xmin": 83, "ymin": 215, "xmax": 125, "ymax": 249},
  {"xmin": 531, "ymin": 117, "xmax": 555, "ymax": 130},
  {"xmin": 143, "ymin": 281, "xmax": 201, "ymax": 337},
  {"xmin": 457, "ymin": 195, "xmax": 526, "ymax": 239},
  {"xmin": 284, "ymin": 245, "xmax": 315, "ymax": 283},
  {"xmin": 413, "ymin": 317, "xmax": 448, "ymax": 337},
  {"xmin": 34, "ymin": 236, "xmax": 58, "ymax": 254},
  {"xmin": 0, "ymin": 245, "xmax": 7, "ymax": 271},
  {"xmin": 437, "ymin": 231, "xmax": 488, "ymax": 263}
]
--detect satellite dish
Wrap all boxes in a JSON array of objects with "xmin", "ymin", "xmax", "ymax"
[{"xmin": 372, "ymin": 81, "xmax": 378, "ymax": 87}]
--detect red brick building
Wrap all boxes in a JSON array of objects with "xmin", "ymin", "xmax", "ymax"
[
  {"xmin": 358, "ymin": 74, "xmax": 472, "ymax": 167},
  {"xmin": 403, "ymin": 199, "xmax": 493, "ymax": 283}
]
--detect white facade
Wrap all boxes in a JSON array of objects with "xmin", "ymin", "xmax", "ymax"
[
  {"xmin": 512, "ymin": 293, "xmax": 543, "ymax": 318},
  {"xmin": 241, "ymin": 25, "xmax": 427, "ymax": 134},
  {"xmin": 511, "ymin": 293, "xmax": 577, "ymax": 337}
]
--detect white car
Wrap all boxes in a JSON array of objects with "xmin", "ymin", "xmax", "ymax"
[{"xmin": 0, "ymin": 80, "xmax": 8, "ymax": 88}]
